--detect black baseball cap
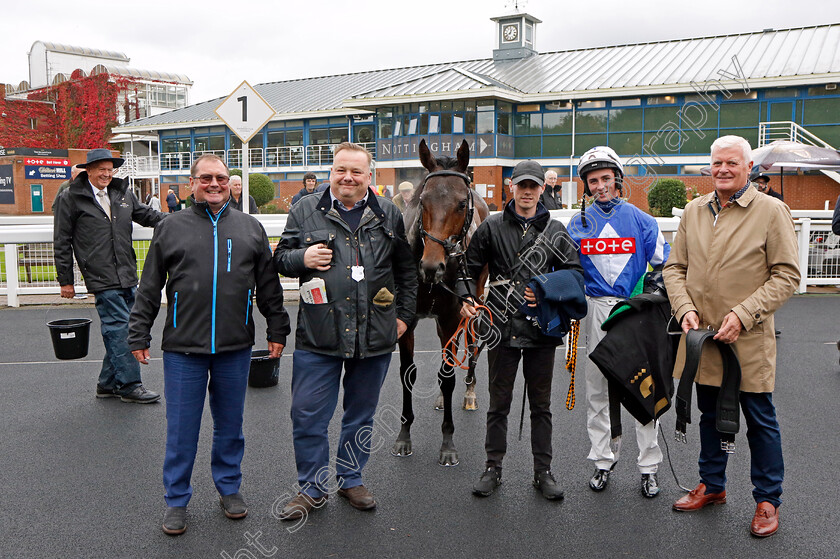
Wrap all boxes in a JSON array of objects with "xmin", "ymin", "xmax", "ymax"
[{"xmin": 511, "ymin": 160, "xmax": 544, "ymax": 185}]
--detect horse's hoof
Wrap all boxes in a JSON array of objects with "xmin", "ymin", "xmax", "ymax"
[
  {"xmin": 392, "ymin": 440, "xmax": 413, "ymax": 457},
  {"xmin": 463, "ymin": 396, "xmax": 478, "ymax": 411},
  {"xmin": 438, "ymin": 451, "xmax": 460, "ymax": 467}
]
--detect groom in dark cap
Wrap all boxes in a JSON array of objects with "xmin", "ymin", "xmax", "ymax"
[{"xmin": 54, "ymin": 148, "xmax": 167, "ymax": 403}]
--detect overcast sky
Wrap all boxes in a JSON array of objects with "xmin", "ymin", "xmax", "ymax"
[{"xmin": 3, "ymin": 0, "xmax": 839, "ymax": 105}]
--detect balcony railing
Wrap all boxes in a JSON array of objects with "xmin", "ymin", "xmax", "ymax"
[{"xmin": 127, "ymin": 143, "xmax": 377, "ymax": 177}]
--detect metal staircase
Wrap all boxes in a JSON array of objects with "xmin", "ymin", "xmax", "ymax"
[{"xmin": 758, "ymin": 121, "xmax": 840, "ymax": 185}]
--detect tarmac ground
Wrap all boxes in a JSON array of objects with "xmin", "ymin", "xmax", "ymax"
[{"xmin": 1, "ymin": 294, "xmax": 838, "ymax": 559}]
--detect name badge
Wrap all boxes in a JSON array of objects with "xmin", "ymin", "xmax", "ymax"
[{"xmin": 351, "ymin": 265, "xmax": 365, "ymax": 282}]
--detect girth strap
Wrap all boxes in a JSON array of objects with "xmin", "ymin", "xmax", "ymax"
[{"xmin": 674, "ymin": 328, "xmax": 742, "ymax": 453}]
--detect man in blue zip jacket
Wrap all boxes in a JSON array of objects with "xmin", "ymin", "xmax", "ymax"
[
  {"xmin": 127, "ymin": 154, "xmax": 290, "ymax": 535},
  {"xmin": 567, "ymin": 146, "xmax": 670, "ymax": 498}
]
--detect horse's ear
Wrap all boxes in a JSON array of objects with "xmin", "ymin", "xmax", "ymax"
[
  {"xmin": 456, "ymin": 139, "xmax": 470, "ymax": 172},
  {"xmin": 419, "ymin": 139, "xmax": 438, "ymax": 172}
]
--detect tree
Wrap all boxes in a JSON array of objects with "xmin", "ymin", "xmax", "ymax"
[
  {"xmin": 229, "ymin": 169, "xmax": 276, "ymax": 207},
  {"xmin": 648, "ymin": 178, "xmax": 689, "ymax": 217}
]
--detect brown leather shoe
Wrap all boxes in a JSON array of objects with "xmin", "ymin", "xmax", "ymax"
[
  {"xmin": 750, "ymin": 502, "xmax": 779, "ymax": 537},
  {"xmin": 337, "ymin": 485, "xmax": 376, "ymax": 510},
  {"xmin": 277, "ymin": 492, "xmax": 327, "ymax": 521},
  {"xmin": 673, "ymin": 483, "xmax": 726, "ymax": 511}
]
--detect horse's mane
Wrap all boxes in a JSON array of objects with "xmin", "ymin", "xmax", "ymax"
[{"xmin": 408, "ymin": 156, "xmax": 465, "ymax": 209}]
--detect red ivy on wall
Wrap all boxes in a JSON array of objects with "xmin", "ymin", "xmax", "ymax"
[{"xmin": 0, "ymin": 73, "xmax": 133, "ymax": 149}]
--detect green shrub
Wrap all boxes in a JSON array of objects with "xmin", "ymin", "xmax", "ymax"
[
  {"xmin": 229, "ymin": 169, "xmax": 276, "ymax": 207},
  {"xmin": 259, "ymin": 203, "xmax": 286, "ymax": 214},
  {"xmin": 648, "ymin": 178, "xmax": 688, "ymax": 217}
]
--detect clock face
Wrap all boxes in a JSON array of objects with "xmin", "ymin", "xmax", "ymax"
[{"xmin": 503, "ymin": 24, "xmax": 518, "ymax": 42}]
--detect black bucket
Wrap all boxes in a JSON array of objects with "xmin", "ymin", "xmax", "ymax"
[
  {"xmin": 248, "ymin": 349, "xmax": 280, "ymax": 388},
  {"xmin": 47, "ymin": 318, "xmax": 92, "ymax": 360}
]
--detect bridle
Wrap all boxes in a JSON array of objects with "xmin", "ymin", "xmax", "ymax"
[{"xmin": 417, "ymin": 170, "xmax": 474, "ymax": 259}]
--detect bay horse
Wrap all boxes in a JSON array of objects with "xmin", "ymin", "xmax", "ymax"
[{"xmin": 392, "ymin": 139, "xmax": 490, "ymax": 466}]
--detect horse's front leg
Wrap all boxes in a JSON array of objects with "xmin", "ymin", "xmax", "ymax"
[
  {"xmin": 438, "ymin": 360, "xmax": 459, "ymax": 466},
  {"xmin": 463, "ymin": 330, "xmax": 479, "ymax": 411},
  {"xmin": 392, "ymin": 330, "xmax": 415, "ymax": 457}
]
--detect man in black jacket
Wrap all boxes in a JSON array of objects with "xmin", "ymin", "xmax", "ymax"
[
  {"xmin": 290, "ymin": 172, "xmax": 319, "ymax": 206},
  {"xmin": 460, "ymin": 160, "xmax": 583, "ymax": 500},
  {"xmin": 274, "ymin": 142, "xmax": 417, "ymax": 520},
  {"xmin": 53, "ymin": 148, "xmax": 165, "ymax": 403},
  {"xmin": 127, "ymin": 154, "xmax": 290, "ymax": 535},
  {"xmin": 228, "ymin": 175, "xmax": 259, "ymax": 214}
]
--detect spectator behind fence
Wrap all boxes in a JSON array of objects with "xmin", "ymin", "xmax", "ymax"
[
  {"xmin": 53, "ymin": 148, "xmax": 166, "ymax": 403},
  {"xmin": 166, "ymin": 189, "xmax": 180, "ymax": 212},
  {"xmin": 229, "ymin": 175, "xmax": 259, "ymax": 214},
  {"xmin": 663, "ymin": 135, "xmax": 800, "ymax": 538},
  {"xmin": 128, "ymin": 154, "xmax": 290, "ymax": 536},
  {"xmin": 149, "ymin": 192, "xmax": 162, "ymax": 212},
  {"xmin": 291, "ymin": 172, "xmax": 319, "ymax": 206}
]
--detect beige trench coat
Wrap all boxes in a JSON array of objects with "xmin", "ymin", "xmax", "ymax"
[{"xmin": 663, "ymin": 185, "xmax": 800, "ymax": 393}]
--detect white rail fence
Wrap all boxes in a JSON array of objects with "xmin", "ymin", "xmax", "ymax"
[{"xmin": 0, "ymin": 211, "xmax": 835, "ymax": 307}]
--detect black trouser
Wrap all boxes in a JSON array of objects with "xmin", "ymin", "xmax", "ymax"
[{"xmin": 485, "ymin": 345, "xmax": 556, "ymax": 472}]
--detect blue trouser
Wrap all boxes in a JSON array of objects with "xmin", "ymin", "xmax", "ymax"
[
  {"xmin": 696, "ymin": 384, "xmax": 784, "ymax": 507},
  {"xmin": 94, "ymin": 287, "xmax": 142, "ymax": 393},
  {"xmin": 290, "ymin": 350, "xmax": 391, "ymax": 499},
  {"xmin": 162, "ymin": 348, "xmax": 252, "ymax": 507}
]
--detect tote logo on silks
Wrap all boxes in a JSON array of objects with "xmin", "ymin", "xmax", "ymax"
[{"xmin": 580, "ymin": 237, "xmax": 636, "ymax": 255}]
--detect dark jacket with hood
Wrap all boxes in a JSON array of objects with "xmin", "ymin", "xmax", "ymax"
[
  {"xmin": 458, "ymin": 201, "xmax": 583, "ymax": 348},
  {"xmin": 274, "ymin": 189, "xmax": 417, "ymax": 359},
  {"xmin": 128, "ymin": 197, "xmax": 289, "ymax": 354},
  {"xmin": 53, "ymin": 172, "xmax": 165, "ymax": 293}
]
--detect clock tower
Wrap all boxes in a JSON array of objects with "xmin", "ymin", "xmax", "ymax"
[{"xmin": 491, "ymin": 11, "xmax": 541, "ymax": 61}]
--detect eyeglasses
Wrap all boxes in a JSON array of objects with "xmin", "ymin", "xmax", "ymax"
[{"xmin": 192, "ymin": 174, "xmax": 230, "ymax": 185}]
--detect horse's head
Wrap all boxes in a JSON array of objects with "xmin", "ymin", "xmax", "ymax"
[{"xmin": 415, "ymin": 139, "xmax": 472, "ymax": 285}]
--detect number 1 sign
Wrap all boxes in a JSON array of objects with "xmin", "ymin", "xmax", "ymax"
[{"xmin": 215, "ymin": 81, "xmax": 275, "ymax": 143}]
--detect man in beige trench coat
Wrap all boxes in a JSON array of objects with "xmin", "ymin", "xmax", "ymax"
[{"xmin": 663, "ymin": 135, "xmax": 800, "ymax": 538}]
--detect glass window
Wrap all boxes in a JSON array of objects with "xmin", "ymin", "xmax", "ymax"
[
  {"xmin": 515, "ymin": 136, "xmax": 541, "ymax": 158},
  {"xmin": 609, "ymin": 108, "xmax": 643, "ymax": 132},
  {"xmin": 726, "ymin": 91, "xmax": 758, "ymax": 101},
  {"xmin": 329, "ymin": 126, "xmax": 349, "ymax": 144},
  {"xmin": 678, "ymin": 131, "xmax": 715, "ymax": 154},
  {"xmin": 477, "ymin": 111, "xmax": 494, "ymax": 134},
  {"xmin": 644, "ymin": 106, "xmax": 679, "ymax": 131},
  {"xmin": 719, "ymin": 127, "xmax": 758, "ymax": 148},
  {"xmin": 612, "ymin": 98, "xmax": 641, "ymax": 107},
  {"xmin": 575, "ymin": 134, "xmax": 609, "ymax": 154},
  {"xmin": 808, "ymin": 85, "xmax": 840, "ymax": 96},
  {"xmin": 647, "ymin": 95, "xmax": 677, "ymax": 105},
  {"xmin": 543, "ymin": 112, "xmax": 572, "ymax": 134},
  {"xmin": 429, "ymin": 114, "xmax": 440, "ymax": 134},
  {"xmin": 683, "ymin": 93, "xmax": 715, "ymax": 104},
  {"xmin": 378, "ymin": 117, "xmax": 393, "ymax": 139},
  {"xmin": 578, "ymin": 100, "xmax": 606, "ymax": 109},
  {"xmin": 310, "ymin": 129, "xmax": 329, "ymax": 145},
  {"xmin": 764, "ymin": 87, "xmax": 799, "ymax": 98},
  {"xmin": 498, "ymin": 102, "xmax": 512, "ymax": 112},
  {"xmin": 354, "ymin": 125, "xmax": 374, "ymax": 143},
  {"xmin": 543, "ymin": 135, "xmax": 572, "ymax": 157},
  {"xmin": 514, "ymin": 113, "xmax": 541, "ymax": 135},
  {"xmin": 408, "ymin": 116, "xmax": 418, "ymax": 135},
  {"xmin": 441, "ymin": 114, "xmax": 452, "ymax": 134},
  {"xmin": 453, "ymin": 113, "xmax": 464, "ymax": 134},
  {"xmin": 477, "ymin": 100, "xmax": 495, "ymax": 111},
  {"xmin": 803, "ymin": 98, "xmax": 840, "ymax": 125},
  {"xmin": 808, "ymin": 125, "xmax": 840, "ymax": 146},
  {"xmin": 286, "ymin": 130, "xmax": 303, "ymax": 146},
  {"xmin": 545, "ymin": 100, "xmax": 572, "ymax": 111},
  {"xmin": 719, "ymin": 103, "xmax": 759, "ymax": 128},
  {"xmin": 465, "ymin": 113, "xmax": 476, "ymax": 134},
  {"xmin": 267, "ymin": 132, "xmax": 284, "ymax": 147},
  {"xmin": 419, "ymin": 114, "xmax": 429, "ymax": 135},
  {"xmin": 609, "ymin": 133, "xmax": 643, "ymax": 155},
  {"xmin": 516, "ymin": 104, "xmax": 540, "ymax": 112},
  {"xmin": 575, "ymin": 110, "xmax": 608, "ymax": 133},
  {"xmin": 497, "ymin": 113, "xmax": 510, "ymax": 135}
]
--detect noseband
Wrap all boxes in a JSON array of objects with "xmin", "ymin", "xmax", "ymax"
[{"xmin": 417, "ymin": 170, "xmax": 474, "ymax": 258}]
